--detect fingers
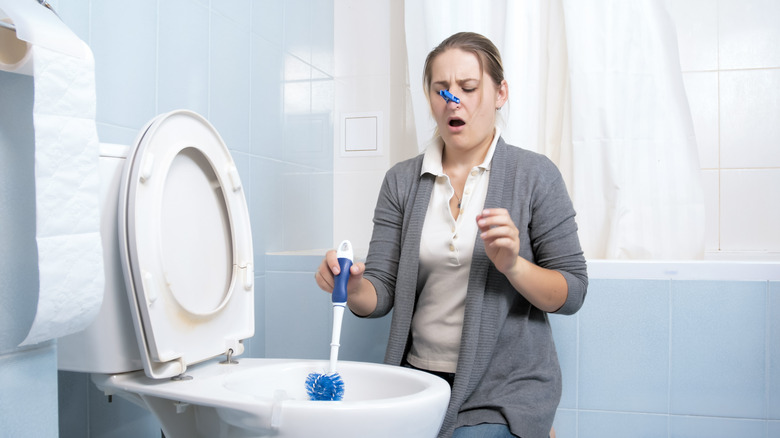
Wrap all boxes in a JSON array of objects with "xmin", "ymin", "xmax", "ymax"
[
  {"xmin": 476, "ymin": 208, "xmax": 517, "ymax": 237},
  {"xmin": 314, "ymin": 250, "xmax": 337, "ymax": 292},
  {"xmin": 315, "ymin": 250, "xmax": 366, "ymax": 293},
  {"xmin": 477, "ymin": 209, "xmax": 521, "ymax": 274}
]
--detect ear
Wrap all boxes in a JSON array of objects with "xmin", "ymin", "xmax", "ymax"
[{"xmin": 495, "ymin": 79, "xmax": 508, "ymax": 109}]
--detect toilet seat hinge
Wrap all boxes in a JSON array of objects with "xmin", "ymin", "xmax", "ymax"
[{"xmin": 220, "ymin": 347, "xmax": 239, "ymax": 365}]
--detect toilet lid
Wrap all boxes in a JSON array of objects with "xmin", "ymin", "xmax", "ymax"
[{"xmin": 118, "ymin": 110, "xmax": 254, "ymax": 379}]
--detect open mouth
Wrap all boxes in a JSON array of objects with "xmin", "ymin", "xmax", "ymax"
[{"xmin": 448, "ymin": 118, "xmax": 465, "ymax": 127}]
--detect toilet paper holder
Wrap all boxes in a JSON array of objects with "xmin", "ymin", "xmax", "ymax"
[{"xmin": 0, "ymin": 0, "xmax": 58, "ymax": 32}]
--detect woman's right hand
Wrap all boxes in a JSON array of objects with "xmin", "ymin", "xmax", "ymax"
[
  {"xmin": 314, "ymin": 249, "xmax": 376, "ymax": 316},
  {"xmin": 314, "ymin": 249, "xmax": 364, "ymax": 294}
]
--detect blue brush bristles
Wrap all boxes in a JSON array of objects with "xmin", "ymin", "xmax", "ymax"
[{"xmin": 305, "ymin": 372, "xmax": 345, "ymax": 401}]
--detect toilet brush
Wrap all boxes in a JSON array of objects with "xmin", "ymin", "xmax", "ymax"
[{"xmin": 305, "ymin": 240, "xmax": 352, "ymax": 401}]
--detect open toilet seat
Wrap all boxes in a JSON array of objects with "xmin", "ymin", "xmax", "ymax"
[{"xmin": 118, "ymin": 110, "xmax": 254, "ymax": 379}]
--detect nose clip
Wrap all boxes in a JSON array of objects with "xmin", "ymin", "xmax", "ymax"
[{"xmin": 439, "ymin": 89, "xmax": 460, "ymax": 104}]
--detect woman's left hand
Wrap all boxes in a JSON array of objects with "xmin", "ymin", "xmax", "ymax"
[{"xmin": 476, "ymin": 208, "xmax": 520, "ymax": 274}]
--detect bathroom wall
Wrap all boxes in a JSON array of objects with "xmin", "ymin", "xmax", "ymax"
[
  {"xmin": 550, "ymin": 263, "xmax": 780, "ymax": 437},
  {"xmin": 2, "ymin": 1, "xmax": 776, "ymax": 437},
  {"xmin": 0, "ymin": 71, "xmax": 59, "ymax": 437},
  {"xmin": 0, "ymin": 0, "xmax": 335, "ymax": 437},
  {"xmin": 331, "ymin": 0, "xmax": 417, "ymax": 252},
  {"xmin": 670, "ymin": 0, "xmax": 780, "ymax": 258},
  {"xmin": 331, "ymin": 0, "xmax": 780, "ymax": 258}
]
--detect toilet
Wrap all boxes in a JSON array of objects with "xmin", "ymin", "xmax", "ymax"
[{"xmin": 57, "ymin": 110, "xmax": 450, "ymax": 438}]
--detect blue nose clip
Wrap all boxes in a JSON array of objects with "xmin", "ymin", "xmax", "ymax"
[{"xmin": 439, "ymin": 89, "xmax": 460, "ymax": 104}]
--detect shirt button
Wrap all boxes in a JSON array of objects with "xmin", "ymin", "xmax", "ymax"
[
  {"xmin": 471, "ymin": 170, "xmax": 478, "ymax": 176},
  {"xmin": 465, "ymin": 188, "xmax": 471, "ymax": 195},
  {"xmin": 449, "ymin": 244, "xmax": 455, "ymax": 251},
  {"xmin": 451, "ymin": 226, "xmax": 456, "ymax": 233}
]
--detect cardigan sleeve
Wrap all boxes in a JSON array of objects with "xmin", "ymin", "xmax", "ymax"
[
  {"xmin": 526, "ymin": 156, "xmax": 588, "ymax": 315},
  {"xmin": 361, "ymin": 159, "xmax": 418, "ymax": 318}
]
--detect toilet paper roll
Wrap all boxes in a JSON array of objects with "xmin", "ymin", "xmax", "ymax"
[{"xmin": 0, "ymin": 1, "xmax": 104, "ymax": 346}]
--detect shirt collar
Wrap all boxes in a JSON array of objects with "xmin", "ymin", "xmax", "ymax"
[{"xmin": 421, "ymin": 126, "xmax": 502, "ymax": 176}]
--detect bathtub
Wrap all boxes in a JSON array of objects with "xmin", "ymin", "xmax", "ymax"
[
  {"xmin": 587, "ymin": 256, "xmax": 780, "ymax": 280},
  {"xmin": 552, "ymin": 255, "xmax": 780, "ymax": 437}
]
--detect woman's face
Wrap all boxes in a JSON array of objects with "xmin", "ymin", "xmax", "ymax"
[{"xmin": 428, "ymin": 48, "xmax": 508, "ymax": 155}]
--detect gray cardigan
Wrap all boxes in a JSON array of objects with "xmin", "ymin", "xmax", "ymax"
[{"xmin": 362, "ymin": 138, "xmax": 588, "ymax": 438}]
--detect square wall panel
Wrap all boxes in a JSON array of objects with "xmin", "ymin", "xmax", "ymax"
[
  {"xmin": 670, "ymin": 280, "xmax": 766, "ymax": 419},
  {"xmin": 719, "ymin": 0, "xmax": 780, "ymax": 69},
  {"xmin": 720, "ymin": 69, "xmax": 780, "ymax": 169},
  {"xmin": 721, "ymin": 169, "xmax": 780, "ymax": 252},
  {"xmin": 578, "ymin": 279, "xmax": 670, "ymax": 413}
]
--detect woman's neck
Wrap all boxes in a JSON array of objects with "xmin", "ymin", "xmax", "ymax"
[{"xmin": 441, "ymin": 131, "xmax": 494, "ymax": 173}]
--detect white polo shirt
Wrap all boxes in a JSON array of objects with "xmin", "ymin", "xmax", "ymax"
[{"xmin": 406, "ymin": 128, "xmax": 500, "ymax": 373}]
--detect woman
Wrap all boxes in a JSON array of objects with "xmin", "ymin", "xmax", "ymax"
[{"xmin": 315, "ymin": 32, "xmax": 587, "ymax": 438}]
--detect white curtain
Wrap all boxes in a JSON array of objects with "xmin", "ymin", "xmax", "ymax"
[{"xmin": 404, "ymin": 0, "xmax": 705, "ymax": 260}]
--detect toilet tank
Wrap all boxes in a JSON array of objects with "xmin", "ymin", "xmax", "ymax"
[{"xmin": 57, "ymin": 143, "xmax": 143, "ymax": 374}]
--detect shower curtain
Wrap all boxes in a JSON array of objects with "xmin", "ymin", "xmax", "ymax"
[{"xmin": 404, "ymin": 0, "xmax": 705, "ymax": 259}]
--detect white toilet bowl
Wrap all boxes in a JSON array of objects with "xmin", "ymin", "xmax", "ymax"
[
  {"xmin": 57, "ymin": 110, "xmax": 450, "ymax": 438},
  {"xmin": 94, "ymin": 358, "xmax": 451, "ymax": 438}
]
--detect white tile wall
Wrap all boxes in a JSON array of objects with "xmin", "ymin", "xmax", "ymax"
[
  {"xmin": 672, "ymin": 0, "xmax": 780, "ymax": 255},
  {"xmin": 701, "ymin": 169, "xmax": 720, "ymax": 251},
  {"xmin": 332, "ymin": 0, "xmax": 395, "ymax": 250},
  {"xmin": 720, "ymin": 69, "xmax": 780, "ymax": 169},
  {"xmin": 721, "ymin": 169, "xmax": 780, "ymax": 251},
  {"xmin": 681, "ymin": 71, "xmax": 719, "ymax": 169},
  {"xmin": 718, "ymin": 0, "xmax": 780, "ymax": 70},
  {"xmin": 331, "ymin": 0, "xmax": 780, "ymax": 256},
  {"xmin": 669, "ymin": 0, "xmax": 718, "ymax": 71}
]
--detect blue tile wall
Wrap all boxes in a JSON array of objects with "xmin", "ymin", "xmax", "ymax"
[
  {"xmin": 265, "ymin": 256, "xmax": 332, "ymax": 359},
  {"xmin": 0, "ymin": 72, "xmax": 59, "ymax": 437},
  {"xmin": 157, "ymin": 0, "xmax": 210, "ymax": 116},
  {"xmin": 551, "ymin": 278, "xmax": 778, "ymax": 437},
  {"xmin": 549, "ymin": 311, "xmax": 578, "ymax": 410},
  {"xmin": 669, "ymin": 416, "xmax": 766, "ymax": 438},
  {"xmin": 578, "ymin": 411, "xmax": 668, "ymax": 438},
  {"xmin": 0, "ymin": 343, "xmax": 59, "ymax": 437},
  {"xmin": 770, "ymin": 282, "xmax": 780, "ymax": 420},
  {"xmin": 579, "ymin": 279, "xmax": 670, "ymax": 414},
  {"xmin": 34, "ymin": 0, "xmax": 335, "ymax": 436},
  {"xmin": 264, "ymin": 254, "xmax": 392, "ymax": 364},
  {"xmin": 670, "ymin": 280, "xmax": 766, "ymax": 419}
]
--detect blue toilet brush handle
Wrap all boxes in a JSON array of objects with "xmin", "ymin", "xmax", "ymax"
[
  {"xmin": 329, "ymin": 240, "xmax": 352, "ymax": 373},
  {"xmin": 332, "ymin": 257, "xmax": 351, "ymax": 304}
]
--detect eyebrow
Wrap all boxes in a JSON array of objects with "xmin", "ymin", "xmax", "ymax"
[{"xmin": 432, "ymin": 78, "xmax": 480, "ymax": 88}]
